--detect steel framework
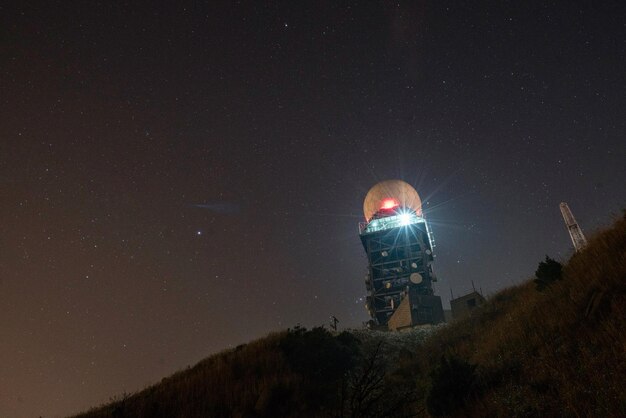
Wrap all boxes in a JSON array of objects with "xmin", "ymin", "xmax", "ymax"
[
  {"xmin": 360, "ymin": 209, "xmax": 438, "ymax": 326},
  {"xmin": 560, "ymin": 202, "xmax": 588, "ymax": 252}
]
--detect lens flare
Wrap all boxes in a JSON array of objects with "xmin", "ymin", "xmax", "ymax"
[{"xmin": 381, "ymin": 199, "xmax": 398, "ymax": 209}]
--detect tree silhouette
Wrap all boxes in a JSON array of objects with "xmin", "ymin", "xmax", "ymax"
[{"xmin": 534, "ymin": 256, "xmax": 563, "ymax": 291}]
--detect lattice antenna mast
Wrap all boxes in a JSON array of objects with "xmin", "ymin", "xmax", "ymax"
[{"xmin": 560, "ymin": 202, "xmax": 588, "ymax": 252}]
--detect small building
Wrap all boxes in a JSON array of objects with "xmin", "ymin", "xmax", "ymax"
[
  {"xmin": 387, "ymin": 288, "xmax": 445, "ymax": 331},
  {"xmin": 450, "ymin": 291, "xmax": 485, "ymax": 320}
]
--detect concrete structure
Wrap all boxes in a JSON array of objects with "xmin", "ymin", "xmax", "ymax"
[
  {"xmin": 388, "ymin": 288, "xmax": 446, "ymax": 330},
  {"xmin": 359, "ymin": 180, "xmax": 445, "ymax": 328},
  {"xmin": 450, "ymin": 291, "xmax": 486, "ymax": 320}
]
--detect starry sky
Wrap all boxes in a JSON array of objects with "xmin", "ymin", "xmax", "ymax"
[{"xmin": 1, "ymin": 1, "xmax": 625, "ymax": 417}]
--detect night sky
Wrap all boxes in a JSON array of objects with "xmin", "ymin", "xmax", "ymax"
[{"xmin": 1, "ymin": 1, "xmax": 625, "ymax": 417}]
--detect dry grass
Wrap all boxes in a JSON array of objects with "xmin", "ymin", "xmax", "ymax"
[
  {"xmin": 418, "ymin": 211, "xmax": 626, "ymax": 417},
  {"xmin": 71, "ymin": 212, "xmax": 626, "ymax": 418},
  {"xmin": 72, "ymin": 332, "xmax": 305, "ymax": 418}
]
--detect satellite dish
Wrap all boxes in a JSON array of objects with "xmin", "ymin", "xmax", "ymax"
[
  {"xmin": 425, "ymin": 249, "xmax": 432, "ymax": 255},
  {"xmin": 410, "ymin": 273, "xmax": 423, "ymax": 284},
  {"xmin": 363, "ymin": 180, "xmax": 422, "ymax": 222},
  {"xmin": 411, "ymin": 262, "xmax": 418, "ymax": 269},
  {"xmin": 381, "ymin": 251, "xmax": 389, "ymax": 257}
]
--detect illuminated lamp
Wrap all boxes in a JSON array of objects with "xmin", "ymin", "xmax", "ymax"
[
  {"xmin": 381, "ymin": 199, "xmax": 398, "ymax": 210},
  {"xmin": 399, "ymin": 213, "xmax": 412, "ymax": 225}
]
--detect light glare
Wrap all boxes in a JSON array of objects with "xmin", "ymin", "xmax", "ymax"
[
  {"xmin": 381, "ymin": 199, "xmax": 398, "ymax": 209},
  {"xmin": 399, "ymin": 213, "xmax": 412, "ymax": 225}
]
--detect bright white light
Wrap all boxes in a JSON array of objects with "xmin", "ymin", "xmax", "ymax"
[{"xmin": 399, "ymin": 213, "xmax": 412, "ymax": 226}]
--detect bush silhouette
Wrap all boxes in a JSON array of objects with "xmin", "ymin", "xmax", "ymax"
[
  {"xmin": 279, "ymin": 326, "xmax": 360, "ymax": 411},
  {"xmin": 427, "ymin": 355, "xmax": 477, "ymax": 416},
  {"xmin": 534, "ymin": 256, "xmax": 563, "ymax": 291}
]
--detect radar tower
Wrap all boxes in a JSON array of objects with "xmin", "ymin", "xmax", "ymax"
[{"xmin": 359, "ymin": 180, "xmax": 444, "ymax": 329}]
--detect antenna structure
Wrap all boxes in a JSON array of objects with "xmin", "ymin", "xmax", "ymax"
[
  {"xmin": 329, "ymin": 315, "xmax": 339, "ymax": 332},
  {"xmin": 560, "ymin": 202, "xmax": 588, "ymax": 252}
]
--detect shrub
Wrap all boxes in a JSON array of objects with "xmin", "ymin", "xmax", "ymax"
[
  {"xmin": 534, "ymin": 256, "xmax": 563, "ymax": 291},
  {"xmin": 426, "ymin": 355, "xmax": 478, "ymax": 416},
  {"xmin": 279, "ymin": 326, "xmax": 361, "ymax": 412}
]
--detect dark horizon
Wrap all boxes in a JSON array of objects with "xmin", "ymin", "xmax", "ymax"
[{"xmin": 1, "ymin": 1, "xmax": 624, "ymax": 417}]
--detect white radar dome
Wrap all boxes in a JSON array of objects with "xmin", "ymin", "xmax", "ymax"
[{"xmin": 363, "ymin": 179, "xmax": 422, "ymax": 221}]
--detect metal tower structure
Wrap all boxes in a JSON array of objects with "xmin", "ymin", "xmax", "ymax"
[
  {"xmin": 560, "ymin": 202, "xmax": 588, "ymax": 252},
  {"xmin": 359, "ymin": 180, "xmax": 444, "ymax": 328}
]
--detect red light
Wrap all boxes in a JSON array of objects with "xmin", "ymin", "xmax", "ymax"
[{"xmin": 381, "ymin": 199, "xmax": 398, "ymax": 209}]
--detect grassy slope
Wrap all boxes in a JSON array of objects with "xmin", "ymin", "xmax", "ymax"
[
  {"xmin": 419, "ymin": 211, "xmax": 626, "ymax": 417},
  {"xmin": 72, "ymin": 327, "xmax": 432, "ymax": 418},
  {"xmin": 72, "ymin": 213, "xmax": 626, "ymax": 418}
]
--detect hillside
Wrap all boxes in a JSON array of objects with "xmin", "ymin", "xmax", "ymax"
[{"xmin": 72, "ymin": 212, "xmax": 626, "ymax": 418}]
